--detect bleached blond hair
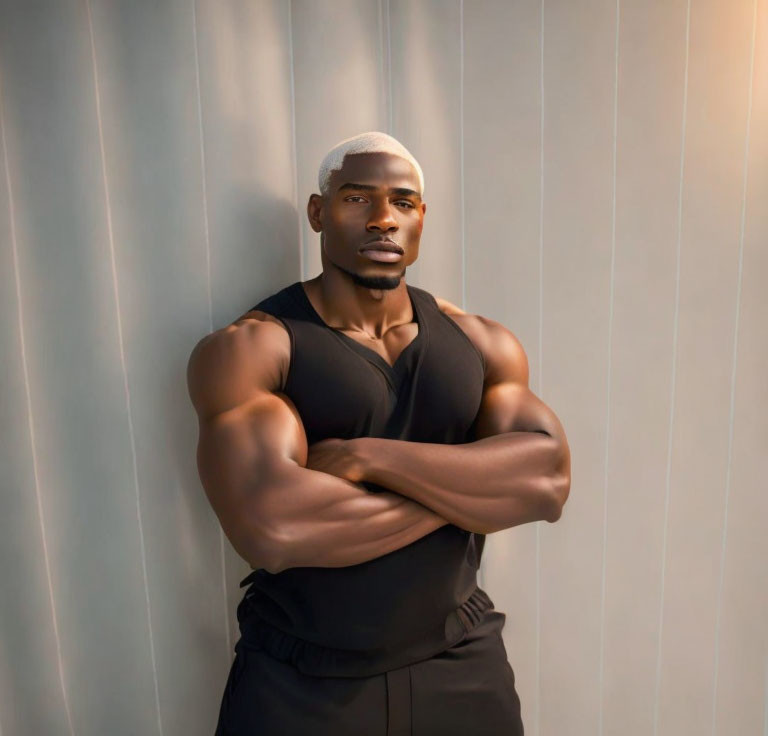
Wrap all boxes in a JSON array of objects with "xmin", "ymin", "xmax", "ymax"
[{"xmin": 318, "ymin": 131, "xmax": 424, "ymax": 198}]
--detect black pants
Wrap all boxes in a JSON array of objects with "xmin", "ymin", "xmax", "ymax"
[{"xmin": 215, "ymin": 609, "xmax": 524, "ymax": 735}]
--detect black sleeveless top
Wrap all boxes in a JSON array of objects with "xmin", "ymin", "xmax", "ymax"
[{"xmin": 235, "ymin": 280, "xmax": 496, "ymax": 677}]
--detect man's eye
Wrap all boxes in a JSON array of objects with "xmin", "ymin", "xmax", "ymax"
[
  {"xmin": 396, "ymin": 201, "xmax": 415, "ymax": 208},
  {"xmin": 346, "ymin": 196, "xmax": 366, "ymax": 202}
]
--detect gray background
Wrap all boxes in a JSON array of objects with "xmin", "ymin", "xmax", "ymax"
[{"xmin": 0, "ymin": 0, "xmax": 766, "ymax": 734}]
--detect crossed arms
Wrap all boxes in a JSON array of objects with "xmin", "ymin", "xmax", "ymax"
[{"xmin": 187, "ymin": 303, "xmax": 570, "ymax": 575}]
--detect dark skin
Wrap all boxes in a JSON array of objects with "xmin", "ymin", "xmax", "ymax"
[{"xmin": 187, "ymin": 151, "xmax": 571, "ymax": 574}]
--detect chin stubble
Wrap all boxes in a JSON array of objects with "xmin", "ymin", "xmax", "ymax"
[{"xmin": 337, "ymin": 263, "xmax": 406, "ymax": 291}]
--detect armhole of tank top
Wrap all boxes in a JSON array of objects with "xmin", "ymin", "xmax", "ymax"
[
  {"xmin": 420, "ymin": 290, "xmax": 488, "ymax": 377},
  {"xmin": 251, "ymin": 304, "xmax": 294, "ymax": 394},
  {"xmin": 274, "ymin": 315, "xmax": 294, "ymax": 393}
]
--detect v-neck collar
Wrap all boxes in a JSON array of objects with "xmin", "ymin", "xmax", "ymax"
[{"xmin": 290, "ymin": 280, "xmax": 427, "ymax": 386}]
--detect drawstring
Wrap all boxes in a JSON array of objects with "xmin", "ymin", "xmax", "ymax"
[{"xmin": 239, "ymin": 569, "xmax": 261, "ymax": 589}]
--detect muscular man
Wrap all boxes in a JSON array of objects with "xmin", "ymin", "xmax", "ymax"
[{"xmin": 187, "ymin": 131, "xmax": 571, "ymax": 735}]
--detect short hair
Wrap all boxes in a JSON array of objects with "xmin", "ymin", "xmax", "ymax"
[{"xmin": 317, "ymin": 131, "xmax": 425, "ymax": 198}]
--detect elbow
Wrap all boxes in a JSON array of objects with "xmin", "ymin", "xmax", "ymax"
[
  {"xmin": 262, "ymin": 555, "xmax": 285, "ymax": 576},
  {"xmin": 544, "ymin": 500, "xmax": 562, "ymax": 523},
  {"xmin": 235, "ymin": 514, "xmax": 291, "ymax": 575},
  {"xmin": 255, "ymin": 525, "xmax": 291, "ymax": 575},
  {"xmin": 545, "ymin": 435, "xmax": 571, "ymax": 522},
  {"xmin": 238, "ymin": 484, "xmax": 296, "ymax": 574},
  {"xmin": 544, "ymin": 470, "xmax": 571, "ymax": 523},
  {"xmin": 251, "ymin": 537, "xmax": 282, "ymax": 574}
]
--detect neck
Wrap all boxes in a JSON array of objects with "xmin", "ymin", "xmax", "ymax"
[{"xmin": 305, "ymin": 268, "xmax": 412, "ymax": 338}]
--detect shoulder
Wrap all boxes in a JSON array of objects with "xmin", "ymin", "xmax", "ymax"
[
  {"xmin": 191, "ymin": 309, "xmax": 290, "ymax": 363},
  {"xmin": 432, "ymin": 296, "xmax": 528, "ymax": 387},
  {"xmin": 186, "ymin": 314, "xmax": 291, "ymax": 419}
]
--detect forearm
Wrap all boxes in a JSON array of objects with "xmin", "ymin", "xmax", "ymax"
[
  {"xmin": 358, "ymin": 431, "xmax": 565, "ymax": 534},
  {"xmin": 256, "ymin": 463, "xmax": 449, "ymax": 574}
]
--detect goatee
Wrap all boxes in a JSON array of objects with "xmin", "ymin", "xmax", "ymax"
[{"xmin": 337, "ymin": 264, "xmax": 405, "ymax": 291}]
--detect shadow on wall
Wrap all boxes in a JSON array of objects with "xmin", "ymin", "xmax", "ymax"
[
  {"xmin": 225, "ymin": 186, "xmax": 305, "ymax": 321},
  {"xmin": 164, "ymin": 188, "xmax": 301, "ymax": 589}
]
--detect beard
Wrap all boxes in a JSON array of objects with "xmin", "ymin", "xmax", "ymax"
[{"xmin": 335, "ymin": 262, "xmax": 406, "ymax": 291}]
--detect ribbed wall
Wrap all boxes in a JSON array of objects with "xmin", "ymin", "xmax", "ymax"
[{"xmin": 0, "ymin": 1, "xmax": 765, "ymax": 734}]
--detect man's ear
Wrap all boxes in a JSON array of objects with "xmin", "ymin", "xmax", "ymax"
[{"xmin": 307, "ymin": 193, "xmax": 323, "ymax": 233}]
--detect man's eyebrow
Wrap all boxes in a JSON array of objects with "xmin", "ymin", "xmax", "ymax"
[{"xmin": 337, "ymin": 182, "xmax": 421, "ymax": 198}]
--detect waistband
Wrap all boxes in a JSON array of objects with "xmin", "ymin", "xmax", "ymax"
[{"xmin": 235, "ymin": 575, "xmax": 495, "ymax": 678}]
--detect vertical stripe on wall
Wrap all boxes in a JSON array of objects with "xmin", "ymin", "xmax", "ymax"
[{"xmin": 0, "ymin": 2, "xmax": 764, "ymax": 733}]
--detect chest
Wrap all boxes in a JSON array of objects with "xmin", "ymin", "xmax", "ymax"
[
  {"xmin": 333, "ymin": 321, "xmax": 420, "ymax": 368},
  {"xmin": 282, "ymin": 311, "xmax": 485, "ymax": 445}
]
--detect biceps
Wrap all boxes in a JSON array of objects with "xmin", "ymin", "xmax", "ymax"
[
  {"xmin": 195, "ymin": 393, "xmax": 308, "ymax": 562},
  {"xmin": 473, "ymin": 381, "xmax": 564, "ymax": 440}
]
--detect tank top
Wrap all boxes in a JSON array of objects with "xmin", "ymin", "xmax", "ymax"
[{"xmin": 235, "ymin": 279, "xmax": 498, "ymax": 677}]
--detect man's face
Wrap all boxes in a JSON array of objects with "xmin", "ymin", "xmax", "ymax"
[{"xmin": 308, "ymin": 152, "xmax": 426, "ymax": 290}]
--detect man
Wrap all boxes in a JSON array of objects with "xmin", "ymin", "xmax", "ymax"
[{"xmin": 187, "ymin": 131, "xmax": 571, "ymax": 735}]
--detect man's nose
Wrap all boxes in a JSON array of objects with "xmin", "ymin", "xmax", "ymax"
[{"xmin": 366, "ymin": 199, "xmax": 398, "ymax": 233}]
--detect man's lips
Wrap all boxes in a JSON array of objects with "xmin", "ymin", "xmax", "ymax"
[
  {"xmin": 359, "ymin": 239, "xmax": 404, "ymax": 255},
  {"xmin": 359, "ymin": 239, "xmax": 404, "ymax": 262}
]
